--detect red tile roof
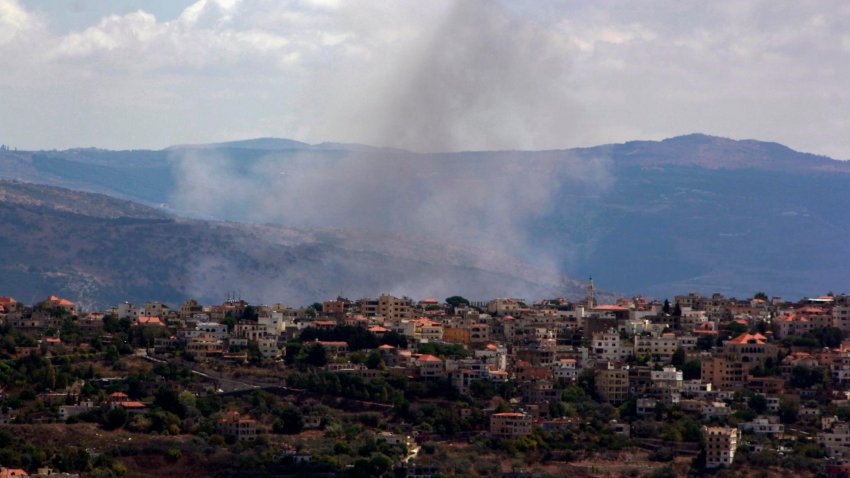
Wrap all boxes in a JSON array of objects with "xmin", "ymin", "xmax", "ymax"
[
  {"xmin": 417, "ymin": 354, "xmax": 443, "ymax": 363},
  {"xmin": 593, "ymin": 305, "xmax": 630, "ymax": 311},
  {"xmin": 0, "ymin": 468, "xmax": 28, "ymax": 477},
  {"xmin": 136, "ymin": 316, "xmax": 165, "ymax": 326},
  {"xmin": 728, "ymin": 332, "xmax": 767, "ymax": 345},
  {"xmin": 47, "ymin": 295, "xmax": 75, "ymax": 306}
]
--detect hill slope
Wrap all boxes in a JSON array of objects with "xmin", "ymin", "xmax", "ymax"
[
  {"xmin": 1, "ymin": 133, "xmax": 848, "ymax": 298},
  {"xmin": 0, "ymin": 181, "xmax": 582, "ymax": 309}
]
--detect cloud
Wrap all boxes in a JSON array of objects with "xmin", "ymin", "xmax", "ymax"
[
  {"xmin": 0, "ymin": 0, "xmax": 849, "ymax": 158},
  {"xmin": 0, "ymin": 0, "xmax": 33, "ymax": 43}
]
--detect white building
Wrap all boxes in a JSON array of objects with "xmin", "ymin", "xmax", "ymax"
[
  {"xmin": 553, "ymin": 358, "xmax": 577, "ymax": 382},
  {"xmin": 704, "ymin": 426, "xmax": 738, "ymax": 468},
  {"xmin": 739, "ymin": 416, "xmax": 784, "ymax": 435},
  {"xmin": 592, "ymin": 329, "xmax": 631, "ymax": 362}
]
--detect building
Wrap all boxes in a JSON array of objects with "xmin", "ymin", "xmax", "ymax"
[
  {"xmin": 739, "ymin": 416, "xmax": 784, "ymax": 435},
  {"xmin": 553, "ymin": 358, "xmax": 577, "ymax": 382},
  {"xmin": 417, "ymin": 354, "xmax": 445, "ymax": 378},
  {"xmin": 596, "ymin": 366, "xmax": 629, "ymax": 404},
  {"xmin": 703, "ymin": 426, "xmax": 738, "ymax": 468},
  {"xmin": 592, "ymin": 329, "xmax": 631, "ymax": 362},
  {"xmin": 377, "ymin": 295, "xmax": 413, "ymax": 321},
  {"xmin": 217, "ymin": 411, "xmax": 258, "ymax": 441},
  {"xmin": 490, "ymin": 412, "xmax": 532, "ymax": 438},
  {"xmin": 651, "ymin": 366, "xmax": 684, "ymax": 391}
]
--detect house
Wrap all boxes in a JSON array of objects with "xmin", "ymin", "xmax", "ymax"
[
  {"xmin": 412, "ymin": 318, "xmax": 443, "ymax": 341},
  {"xmin": 553, "ymin": 358, "xmax": 577, "ymax": 382},
  {"xmin": 217, "ymin": 411, "xmax": 258, "ymax": 441},
  {"xmin": 135, "ymin": 316, "xmax": 165, "ymax": 327},
  {"xmin": 650, "ymin": 366, "xmax": 683, "ymax": 391},
  {"xmin": 820, "ymin": 423, "xmax": 850, "ymax": 458},
  {"xmin": 592, "ymin": 329, "xmax": 631, "ymax": 362},
  {"xmin": 315, "ymin": 340, "xmax": 348, "ymax": 357},
  {"xmin": 416, "ymin": 354, "xmax": 445, "ymax": 378},
  {"xmin": 110, "ymin": 401, "xmax": 147, "ymax": 414},
  {"xmin": 490, "ymin": 412, "xmax": 532, "ymax": 438},
  {"xmin": 702, "ymin": 402, "xmax": 730, "ymax": 419},
  {"xmin": 59, "ymin": 400, "xmax": 96, "ymax": 421},
  {"xmin": 739, "ymin": 416, "xmax": 784, "ymax": 435},
  {"xmin": 0, "ymin": 468, "xmax": 29, "ymax": 477},
  {"xmin": 44, "ymin": 295, "xmax": 78, "ymax": 314},
  {"xmin": 187, "ymin": 333, "xmax": 225, "ymax": 359},
  {"xmin": 256, "ymin": 337, "xmax": 282, "ymax": 359},
  {"xmin": 636, "ymin": 397, "xmax": 658, "ymax": 415},
  {"xmin": 703, "ymin": 426, "xmax": 738, "ymax": 468}
]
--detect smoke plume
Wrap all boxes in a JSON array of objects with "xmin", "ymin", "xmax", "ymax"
[{"xmin": 170, "ymin": 0, "xmax": 615, "ymax": 303}]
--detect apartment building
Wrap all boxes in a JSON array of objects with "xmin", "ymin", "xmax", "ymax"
[
  {"xmin": 592, "ymin": 329, "xmax": 631, "ymax": 362},
  {"xmin": 596, "ymin": 366, "xmax": 629, "ymax": 404},
  {"xmin": 703, "ymin": 426, "xmax": 738, "ymax": 468},
  {"xmin": 490, "ymin": 412, "xmax": 532, "ymax": 438}
]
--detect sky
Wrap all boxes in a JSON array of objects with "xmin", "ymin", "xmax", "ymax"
[{"xmin": 1, "ymin": 0, "xmax": 849, "ymax": 158}]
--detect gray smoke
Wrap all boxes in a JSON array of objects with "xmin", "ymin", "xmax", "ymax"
[
  {"xmin": 170, "ymin": 0, "xmax": 615, "ymax": 303},
  {"xmin": 331, "ymin": 0, "xmax": 582, "ymax": 153}
]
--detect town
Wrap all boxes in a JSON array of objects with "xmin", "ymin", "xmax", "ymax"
[{"xmin": 1, "ymin": 281, "xmax": 850, "ymax": 477}]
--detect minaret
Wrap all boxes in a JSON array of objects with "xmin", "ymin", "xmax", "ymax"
[{"xmin": 587, "ymin": 275, "xmax": 595, "ymax": 309}]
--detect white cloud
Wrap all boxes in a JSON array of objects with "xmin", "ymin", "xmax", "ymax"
[
  {"xmin": 0, "ymin": 0, "xmax": 38, "ymax": 44},
  {"xmin": 0, "ymin": 0, "xmax": 849, "ymax": 158}
]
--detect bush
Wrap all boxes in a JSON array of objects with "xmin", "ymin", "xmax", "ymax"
[
  {"xmin": 103, "ymin": 408, "xmax": 128, "ymax": 430},
  {"xmin": 649, "ymin": 447, "xmax": 675, "ymax": 462},
  {"xmin": 166, "ymin": 448, "xmax": 182, "ymax": 462}
]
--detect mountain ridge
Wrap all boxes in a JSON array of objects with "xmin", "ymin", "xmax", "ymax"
[{"xmin": 1, "ymin": 133, "xmax": 848, "ymax": 299}]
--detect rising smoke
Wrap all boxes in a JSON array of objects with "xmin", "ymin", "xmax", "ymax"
[{"xmin": 170, "ymin": 0, "xmax": 615, "ymax": 303}]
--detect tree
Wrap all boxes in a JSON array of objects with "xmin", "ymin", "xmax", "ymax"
[
  {"xmin": 696, "ymin": 335, "xmax": 714, "ymax": 351},
  {"xmin": 577, "ymin": 369, "xmax": 598, "ymax": 399},
  {"xmin": 365, "ymin": 351, "xmax": 385, "ymax": 370},
  {"xmin": 103, "ymin": 407, "xmax": 128, "ymax": 430},
  {"xmin": 275, "ymin": 406, "xmax": 304, "ymax": 434},
  {"xmin": 754, "ymin": 292, "xmax": 768, "ymax": 301},
  {"xmin": 304, "ymin": 343, "xmax": 328, "ymax": 367},
  {"xmin": 671, "ymin": 347, "xmax": 686, "ymax": 367},
  {"xmin": 728, "ymin": 321, "xmax": 748, "ymax": 335},
  {"xmin": 780, "ymin": 398, "xmax": 799, "ymax": 424},
  {"xmin": 662, "ymin": 299, "xmax": 671, "ymax": 315},
  {"xmin": 790, "ymin": 365, "xmax": 827, "ymax": 389},
  {"xmin": 682, "ymin": 360, "xmax": 701, "ymax": 381},
  {"xmin": 154, "ymin": 386, "xmax": 186, "ymax": 418},
  {"xmin": 749, "ymin": 394, "xmax": 768, "ymax": 414},
  {"xmin": 813, "ymin": 327, "xmax": 844, "ymax": 348},
  {"xmin": 445, "ymin": 296, "xmax": 470, "ymax": 309}
]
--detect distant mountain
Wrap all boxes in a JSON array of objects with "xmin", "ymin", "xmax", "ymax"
[
  {"xmin": 0, "ymin": 181, "xmax": 584, "ymax": 309},
  {"xmin": 168, "ymin": 137, "xmax": 310, "ymax": 151},
  {"xmin": 1, "ymin": 133, "xmax": 848, "ymax": 299}
]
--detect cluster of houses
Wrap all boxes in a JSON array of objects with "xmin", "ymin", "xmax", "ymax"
[{"xmin": 4, "ymin": 285, "xmax": 850, "ymax": 473}]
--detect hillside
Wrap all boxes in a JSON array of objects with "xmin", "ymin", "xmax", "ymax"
[
  {"xmin": 0, "ymin": 181, "xmax": 582, "ymax": 309},
  {"xmin": 1, "ymin": 133, "xmax": 849, "ymax": 299}
]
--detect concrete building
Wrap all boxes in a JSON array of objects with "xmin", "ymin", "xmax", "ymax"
[
  {"xmin": 703, "ymin": 426, "xmax": 738, "ymax": 468},
  {"xmin": 596, "ymin": 366, "xmax": 629, "ymax": 404},
  {"xmin": 217, "ymin": 411, "xmax": 258, "ymax": 441},
  {"xmin": 490, "ymin": 412, "xmax": 532, "ymax": 438}
]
